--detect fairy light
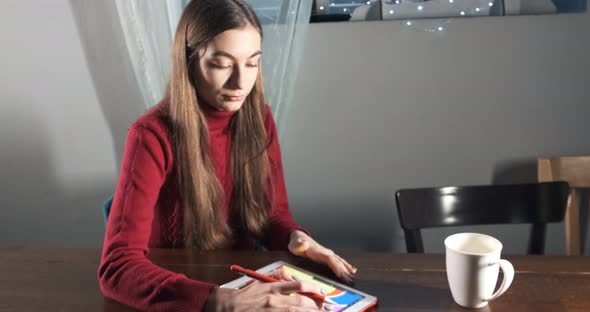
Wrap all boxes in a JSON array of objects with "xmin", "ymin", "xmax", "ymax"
[
  {"xmin": 417, "ymin": 5, "xmax": 423, "ymax": 11},
  {"xmin": 475, "ymin": 7, "xmax": 480, "ymax": 12},
  {"xmin": 460, "ymin": 10, "xmax": 465, "ymax": 15},
  {"xmin": 406, "ymin": 21, "xmax": 412, "ymax": 26},
  {"xmin": 389, "ymin": 9, "xmax": 394, "ymax": 14}
]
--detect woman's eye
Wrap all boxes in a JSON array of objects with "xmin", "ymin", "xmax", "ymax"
[
  {"xmin": 246, "ymin": 63, "xmax": 259, "ymax": 68},
  {"xmin": 210, "ymin": 63, "xmax": 231, "ymax": 69}
]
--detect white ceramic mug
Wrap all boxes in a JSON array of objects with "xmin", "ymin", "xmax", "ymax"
[{"xmin": 444, "ymin": 233, "xmax": 515, "ymax": 308}]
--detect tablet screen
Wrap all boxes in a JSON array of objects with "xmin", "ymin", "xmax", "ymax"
[
  {"xmin": 277, "ymin": 264, "xmax": 365, "ymax": 311},
  {"xmin": 221, "ymin": 261, "xmax": 377, "ymax": 312}
]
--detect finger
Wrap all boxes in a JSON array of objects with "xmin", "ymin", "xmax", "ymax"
[
  {"xmin": 273, "ymin": 281, "xmax": 324, "ymax": 296},
  {"xmin": 292, "ymin": 275, "xmax": 329, "ymax": 295},
  {"xmin": 327, "ymin": 256, "xmax": 353, "ymax": 283},
  {"xmin": 265, "ymin": 309, "xmax": 315, "ymax": 312},
  {"xmin": 265, "ymin": 306, "xmax": 322, "ymax": 312},
  {"xmin": 282, "ymin": 293, "xmax": 324, "ymax": 310},
  {"xmin": 268, "ymin": 266, "xmax": 294, "ymax": 281},
  {"xmin": 336, "ymin": 254, "xmax": 357, "ymax": 274},
  {"xmin": 259, "ymin": 291, "xmax": 323, "ymax": 310}
]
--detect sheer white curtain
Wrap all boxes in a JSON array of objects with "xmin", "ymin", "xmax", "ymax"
[
  {"xmin": 253, "ymin": 0, "xmax": 312, "ymax": 138},
  {"xmin": 115, "ymin": 0, "xmax": 312, "ymax": 139},
  {"xmin": 114, "ymin": 0, "xmax": 185, "ymax": 108}
]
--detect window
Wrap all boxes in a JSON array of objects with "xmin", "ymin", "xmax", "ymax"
[{"xmin": 309, "ymin": 0, "xmax": 587, "ymax": 23}]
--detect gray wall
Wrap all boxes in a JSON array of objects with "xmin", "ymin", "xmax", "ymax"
[
  {"xmin": 283, "ymin": 9, "xmax": 590, "ymax": 254},
  {"xmin": 0, "ymin": 0, "xmax": 150, "ymax": 247},
  {"xmin": 0, "ymin": 0, "xmax": 118, "ymax": 247},
  {"xmin": 1, "ymin": 0, "xmax": 588, "ymax": 254}
]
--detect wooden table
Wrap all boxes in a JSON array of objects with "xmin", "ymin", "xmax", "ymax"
[{"xmin": 1, "ymin": 248, "xmax": 589, "ymax": 311}]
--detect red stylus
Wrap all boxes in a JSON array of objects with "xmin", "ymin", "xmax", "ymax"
[{"xmin": 230, "ymin": 264, "xmax": 336, "ymax": 304}]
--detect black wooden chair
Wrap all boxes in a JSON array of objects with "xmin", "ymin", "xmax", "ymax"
[{"xmin": 395, "ymin": 182, "xmax": 570, "ymax": 254}]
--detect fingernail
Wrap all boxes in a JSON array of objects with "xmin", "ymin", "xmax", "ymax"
[
  {"xmin": 352, "ymin": 267, "xmax": 358, "ymax": 274},
  {"xmin": 320, "ymin": 288, "xmax": 327, "ymax": 295},
  {"xmin": 340, "ymin": 273, "xmax": 352, "ymax": 283}
]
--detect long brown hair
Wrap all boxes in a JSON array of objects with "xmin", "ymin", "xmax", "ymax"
[{"xmin": 166, "ymin": 0, "xmax": 270, "ymax": 250}]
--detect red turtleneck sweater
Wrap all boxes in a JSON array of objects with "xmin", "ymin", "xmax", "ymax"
[{"xmin": 98, "ymin": 100, "xmax": 307, "ymax": 311}]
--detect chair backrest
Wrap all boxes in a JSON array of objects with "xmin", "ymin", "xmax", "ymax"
[
  {"xmin": 538, "ymin": 156, "xmax": 590, "ymax": 256},
  {"xmin": 538, "ymin": 156, "xmax": 590, "ymax": 187},
  {"xmin": 395, "ymin": 182, "xmax": 569, "ymax": 254},
  {"xmin": 102, "ymin": 194, "xmax": 114, "ymax": 224}
]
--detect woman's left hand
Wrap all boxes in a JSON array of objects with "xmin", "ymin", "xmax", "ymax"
[{"xmin": 288, "ymin": 230, "xmax": 357, "ymax": 283}]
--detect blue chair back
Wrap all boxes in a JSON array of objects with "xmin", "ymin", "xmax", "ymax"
[{"xmin": 102, "ymin": 194, "xmax": 114, "ymax": 224}]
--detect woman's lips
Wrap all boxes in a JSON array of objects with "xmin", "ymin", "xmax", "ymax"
[{"xmin": 222, "ymin": 95, "xmax": 244, "ymax": 102}]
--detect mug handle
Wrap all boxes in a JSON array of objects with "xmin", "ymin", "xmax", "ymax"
[{"xmin": 484, "ymin": 259, "xmax": 514, "ymax": 302}]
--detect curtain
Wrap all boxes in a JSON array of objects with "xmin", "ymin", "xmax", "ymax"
[
  {"xmin": 115, "ymin": 0, "xmax": 312, "ymax": 140},
  {"xmin": 114, "ymin": 0, "xmax": 182, "ymax": 107},
  {"xmin": 251, "ymin": 0, "xmax": 313, "ymax": 138}
]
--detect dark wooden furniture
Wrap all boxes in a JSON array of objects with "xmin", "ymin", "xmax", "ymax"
[
  {"xmin": 395, "ymin": 182, "xmax": 570, "ymax": 254},
  {"xmin": 1, "ymin": 248, "xmax": 589, "ymax": 311}
]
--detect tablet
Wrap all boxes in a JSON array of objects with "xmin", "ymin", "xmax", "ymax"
[{"xmin": 220, "ymin": 261, "xmax": 378, "ymax": 312}]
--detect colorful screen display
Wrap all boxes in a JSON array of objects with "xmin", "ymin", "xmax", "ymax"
[{"xmin": 277, "ymin": 265, "xmax": 364, "ymax": 311}]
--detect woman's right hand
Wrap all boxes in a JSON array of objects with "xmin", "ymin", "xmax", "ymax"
[{"xmin": 204, "ymin": 280, "xmax": 328, "ymax": 312}]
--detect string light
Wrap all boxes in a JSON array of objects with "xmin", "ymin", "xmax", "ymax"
[
  {"xmin": 389, "ymin": 9, "xmax": 394, "ymax": 14},
  {"xmin": 366, "ymin": 1, "xmax": 371, "ymax": 5},
  {"xmin": 475, "ymin": 7, "xmax": 480, "ymax": 12},
  {"xmin": 417, "ymin": 5, "xmax": 423, "ymax": 11},
  {"xmin": 449, "ymin": 0, "xmax": 454, "ymax": 3},
  {"xmin": 343, "ymin": 8, "xmax": 348, "ymax": 12},
  {"xmin": 488, "ymin": 2, "xmax": 494, "ymax": 6},
  {"xmin": 401, "ymin": 19, "xmax": 451, "ymax": 33},
  {"xmin": 395, "ymin": 0, "xmax": 400, "ymax": 4},
  {"xmin": 460, "ymin": 10, "xmax": 465, "ymax": 15},
  {"xmin": 320, "ymin": 6, "xmax": 324, "ymax": 10}
]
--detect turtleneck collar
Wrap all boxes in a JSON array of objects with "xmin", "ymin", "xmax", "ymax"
[{"xmin": 198, "ymin": 100, "xmax": 237, "ymax": 132}]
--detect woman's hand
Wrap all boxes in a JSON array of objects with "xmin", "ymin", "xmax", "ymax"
[
  {"xmin": 204, "ymin": 277, "xmax": 329, "ymax": 312},
  {"xmin": 288, "ymin": 230, "xmax": 357, "ymax": 283}
]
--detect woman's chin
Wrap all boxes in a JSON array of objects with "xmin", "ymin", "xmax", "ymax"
[{"xmin": 218, "ymin": 100, "xmax": 245, "ymax": 112}]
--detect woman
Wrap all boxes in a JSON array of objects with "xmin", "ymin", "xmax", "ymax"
[{"xmin": 98, "ymin": 0, "xmax": 356, "ymax": 311}]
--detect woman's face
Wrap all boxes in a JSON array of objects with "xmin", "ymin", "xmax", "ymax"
[{"xmin": 194, "ymin": 25, "xmax": 262, "ymax": 112}]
